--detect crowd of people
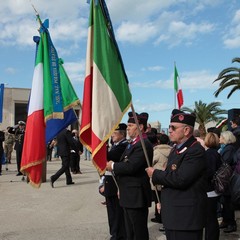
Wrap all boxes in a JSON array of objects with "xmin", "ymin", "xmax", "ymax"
[
  {"xmin": 101, "ymin": 110, "xmax": 240, "ymax": 240},
  {"xmin": 1, "ymin": 110, "xmax": 240, "ymax": 240},
  {"xmin": 0, "ymin": 123, "xmax": 84, "ymax": 186}
]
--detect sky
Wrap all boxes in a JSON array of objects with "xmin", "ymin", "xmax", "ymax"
[{"xmin": 1, "ymin": 0, "xmax": 240, "ymax": 129}]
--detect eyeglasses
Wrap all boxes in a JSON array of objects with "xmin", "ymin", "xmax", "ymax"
[{"xmin": 169, "ymin": 125, "xmax": 187, "ymax": 131}]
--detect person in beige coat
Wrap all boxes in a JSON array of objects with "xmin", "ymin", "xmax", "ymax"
[{"xmin": 147, "ymin": 132, "xmax": 172, "ymax": 229}]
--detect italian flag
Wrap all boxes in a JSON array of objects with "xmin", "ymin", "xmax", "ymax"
[
  {"xmin": 174, "ymin": 65, "xmax": 184, "ymax": 109},
  {"xmin": 21, "ymin": 19, "xmax": 80, "ymax": 187},
  {"xmin": 21, "ymin": 36, "xmax": 46, "ymax": 188},
  {"xmin": 80, "ymin": 0, "xmax": 132, "ymax": 174}
]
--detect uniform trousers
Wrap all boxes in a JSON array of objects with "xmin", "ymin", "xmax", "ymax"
[
  {"xmin": 4, "ymin": 144, "xmax": 13, "ymax": 162},
  {"xmin": 16, "ymin": 148, "xmax": 23, "ymax": 173},
  {"xmin": 165, "ymin": 229, "xmax": 203, "ymax": 240},
  {"xmin": 70, "ymin": 153, "xmax": 80, "ymax": 173},
  {"xmin": 51, "ymin": 155, "xmax": 72, "ymax": 184},
  {"xmin": 106, "ymin": 195, "xmax": 126, "ymax": 240},
  {"xmin": 123, "ymin": 207, "xmax": 149, "ymax": 240}
]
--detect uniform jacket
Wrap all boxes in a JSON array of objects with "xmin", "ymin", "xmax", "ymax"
[
  {"xmin": 114, "ymin": 137, "xmax": 153, "ymax": 209},
  {"xmin": 104, "ymin": 139, "xmax": 128, "ymax": 197},
  {"xmin": 8, "ymin": 127, "xmax": 24, "ymax": 151},
  {"xmin": 4, "ymin": 132, "xmax": 15, "ymax": 146},
  {"xmin": 57, "ymin": 129, "xmax": 78, "ymax": 157},
  {"xmin": 152, "ymin": 136, "xmax": 207, "ymax": 231}
]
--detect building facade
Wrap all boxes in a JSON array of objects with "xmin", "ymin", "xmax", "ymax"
[
  {"xmin": 1, "ymin": 87, "xmax": 81, "ymax": 132},
  {"xmin": 2, "ymin": 87, "xmax": 30, "ymax": 130}
]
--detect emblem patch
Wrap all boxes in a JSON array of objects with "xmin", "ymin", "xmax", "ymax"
[{"xmin": 179, "ymin": 115, "xmax": 184, "ymax": 121}]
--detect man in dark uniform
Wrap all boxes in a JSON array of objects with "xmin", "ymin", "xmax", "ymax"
[
  {"xmin": 8, "ymin": 121, "xmax": 25, "ymax": 176},
  {"xmin": 70, "ymin": 129, "xmax": 83, "ymax": 174},
  {"xmin": 106, "ymin": 112, "xmax": 153, "ymax": 240},
  {"xmin": 146, "ymin": 109, "xmax": 207, "ymax": 240},
  {"xmin": 50, "ymin": 128, "xmax": 78, "ymax": 187},
  {"xmin": 100, "ymin": 123, "xmax": 128, "ymax": 240}
]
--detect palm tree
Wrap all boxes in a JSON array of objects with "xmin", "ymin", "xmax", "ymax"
[
  {"xmin": 181, "ymin": 101, "xmax": 227, "ymax": 137},
  {"xmin": 214, "ymin": 57, "xmax": 240, "ymax": 98}
]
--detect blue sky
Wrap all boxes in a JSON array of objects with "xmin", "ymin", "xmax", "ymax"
[{"xmin": 1, "ymin": 0, "xmax": 240, "ymax": 129}]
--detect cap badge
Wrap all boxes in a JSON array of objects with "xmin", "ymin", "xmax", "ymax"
[{"xmin": 179, "ymin": 115, "xmax": 184, "ymax": 121}]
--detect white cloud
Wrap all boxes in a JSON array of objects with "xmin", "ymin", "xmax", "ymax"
[
  {"xmin": 0, "ymin": 0, "xmax": 88, "ymax": 48},
  {"xmin": 223, "ymin": 9, "xmax": 240, "ymax": 49},
  {"xmin": 116, "ymin": 21, "xmax": 157, "ymax": 44},
  {"xmin": 131, "ymin": 70, "xmax": 219, "ymax": 90},
  {"xmin": 155, "ymin": 21, "xmax": 215, "ymax": 47},
  {"xmin": 63, "ymin": 60, "xmax": 85, "ymax": 83},
  {"xmin": 133, "ymin": 101, "xmax": 172, "ymax": 113},
  {"xmin": 141, "ymin": 66, "xmax": 164, "ymax": 72},
  {"xmin": 0, "ymin": 0, "xmax": 222, "ymax": 49},
  {"xmin": 107, "ymin": 0, "xmax": 176, "ymax": 22},
  {"xmin": 5, "ymin": 67, "xmax": 16, "ymax": 74}
]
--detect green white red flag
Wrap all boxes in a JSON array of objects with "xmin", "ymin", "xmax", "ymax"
[
  {"xmin": 21, "ymin": 18, "xmax": 80, "ymax": 188},
  {"xmin": 80, "ymin": 0, "xmax": 132, "ymax": 174},
  {"xmin": 174, "ymin": 64, "xmax": 184, "ymax": 109}
]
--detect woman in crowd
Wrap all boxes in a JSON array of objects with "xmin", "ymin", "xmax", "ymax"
[
  {"xmin": 219, "ymin": 131, "xmax": 237, "ymax": 233},
  {"xmin": 204, "ymin": 132, "xmax": 222, "ymax": 240}
]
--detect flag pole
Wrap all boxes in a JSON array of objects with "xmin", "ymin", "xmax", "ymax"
[
  {"xmin": 130, "ymin": 102, "xmax": 160, "ymax": 205},
  {"xmin": 174, "ymin": 61, "xmax": 176, "ymax": 109}
]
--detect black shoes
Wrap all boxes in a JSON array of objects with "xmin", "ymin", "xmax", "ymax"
[
  {"xmin": 151, "ymin": 218, "xmax": 161, "ymax": 223},
  {"xmin": 16, "ymin": 172, "xmax": 23, "ymax": 176},
  {"xmin": 223, "ymin": 225, "xmax": 237, "ymax": 233},
  {"xmin": 67, "ymin": 182, "xmax": 75, "ymax": 185},
  {"xmin": 50, "ymin": 177, "xmax": 54, "ymax": 188}
]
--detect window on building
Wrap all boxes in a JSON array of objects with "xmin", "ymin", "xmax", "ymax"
[{"xmin": 15, "ymin": 103, "xmax": 28, "ymax": 125}]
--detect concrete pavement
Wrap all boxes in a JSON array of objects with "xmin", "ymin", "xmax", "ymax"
[{"xmin": 0, "ymin": 156, "xmax": 240, "ymax": 240}]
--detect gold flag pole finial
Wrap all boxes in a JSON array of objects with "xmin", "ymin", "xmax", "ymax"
[{"xmin": 28, "ymin": 0, "xmax": 42, "ymax": 27}]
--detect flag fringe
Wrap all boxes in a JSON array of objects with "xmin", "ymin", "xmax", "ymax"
[
  {"xmin": 45, "ymin": 99, "xmax": 81, "ymax": 122},
  {"xmin": 80, "ymin": 101, "xmax": 131, "ymax": 159},
  {"xmin": 92, "ymin": 159, "xmax": 105, "ymax": 175},
  {"xmin": 20, "ymin": 158, "xmax": 46, "ymax": 188},
  {"xmin": 20, "ymin": 158, "xmax": 45, "ymax": 172}
]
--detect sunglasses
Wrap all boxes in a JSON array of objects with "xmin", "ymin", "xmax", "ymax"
[{"xmin": 169, "ymin": 125, "xmax": 187, "ymax": 131}]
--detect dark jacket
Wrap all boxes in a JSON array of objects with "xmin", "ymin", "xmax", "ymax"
[
  {"xmin": 0, "ymin": 131, "xmax": 5, "ymax": 151},
  {"xmin": 232, "ymin": 126, "xmax": 240, "ymax": 148},
  {"xmin": 152, "ymin": 136, "xmax": 207, "ymax": 231},
  {"xmin": 205, "ymin": 148, "xmax": 222, "ymax": 192},
  {"xmin": 57, "ymin": 129, "xmax": 78, "ymax": 157},
  {"xmin": 72, "ymin": 136, "xmax": 83, "ymax": 153},
  {"xmin": 220, "ymin": 143, "xmax": 237, "ymax": 167},
  {"xmin": 8, "ymin": 127, "xmax": 25, "ymax": 151},
  {"xmin": 113, "ymin": 138, "xmax": 153, "ymax": 208},
  {"xmin": 104, "ymin": 139, "xmax": 128, "ymax": 197}
]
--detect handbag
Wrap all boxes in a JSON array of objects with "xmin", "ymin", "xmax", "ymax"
[{"xmin": 212, "ymin": 163, "xmax": 233, "ymax": 194}]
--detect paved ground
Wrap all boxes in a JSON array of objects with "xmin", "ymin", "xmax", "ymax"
[{"xmin": 1, "ymin": 156, "xmax": 240, "ymax": 240}]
